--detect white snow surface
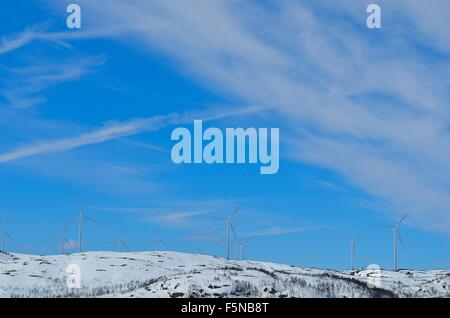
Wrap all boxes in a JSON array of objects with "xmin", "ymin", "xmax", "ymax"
[{"xmin": 0, "ymin": 251, "xmax": 449, "ymax": 298}]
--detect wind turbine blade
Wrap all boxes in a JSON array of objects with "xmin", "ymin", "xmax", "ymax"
[
  {"xmin": 121, "ymin": 241, "xmax": 129, "ymax": 251},
  {"xmin": 229, "ymin": 222, "xmax": 237, "ymax": 240},
  {"xmin": 336, "ymin": 232, "xmax": 351, "ymax": 241},
  {"xmin": 63, "ymin": 224, "xmax": 70, "ymax": 235},
  {"xmin": 397, "ymin": 230, "xmax": 405, "ymax": 248},
  {"xmin": 4, "ymin": 232, "xmax": 14, "ymax": 243},
  {"xmin": 398, "ymin": 211, "xmax": 409, "ymax": 225},
  {"xmin": 159, "ymin": 240, "xmax": 168, "ymax": 247},
  {"xmin": 64, "ymin": 217, "xmax": 76, "ymax": 233},
  {"xmin": 208, "ymin": 215, "xmax": 226, "ymax": 221},
  {"xmin": 83, "ymin": 215, "xmax": 97, "ymax": 224},
  {"xmin": 376, "ymin": 224, "xmax": 392, "ymax": 229},
  {"xmin": 230, "ymin": 207, "xmax": 240, "ymax": 219}
]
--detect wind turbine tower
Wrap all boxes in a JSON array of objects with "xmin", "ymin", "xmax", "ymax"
[
  {"xmin": 340, "ymin": 234, "xmax": 363, "ymax": 270},
  {"xmin": 106, "ymin": 229, "xmax": 129, "ymax": 252},
  {"xmin": 152, "ymin": 226, "xmax": 167, "ymax": 250},
  {"xmin": 51, "ymin": 222, "xmax": 71, "ymax": 255},
  {"xmin": 77, "ymin": 204, "xmax": 96, "ymax": 253},
  {"xmin": 0, "ymin": 217, "xmax": 13, "ymax": 253},
  {"xmin": 239, "ymin": 242, "xmax": 246, "ymax": 260},
  {"xmin": 210, "ymin": 207, "xmax": 239, "ymax": 260},
  {"xmin": 378, "ymin": 212, "xmax": 409, "ymax": 271}
]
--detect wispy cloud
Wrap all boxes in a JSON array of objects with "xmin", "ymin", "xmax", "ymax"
[
  {"xmin": 0, "ymin": 103, "xmax": 255, "ymax": 164},
  {"xmin": 4, "ymin": 0, "xmax": 450, "ymax": 232},
  {"xmin": 36, "ymin": 0, "xmax": 449, "ymax": 232},
  {"xmin": 0, "ymin": 24, "xmax": 49, "ymax": 54},
  {"xmin": 86, "ymin": 206, "xmax": 158, "ymax": 213},
  {"xmin": 105, "ymin": 164, "xmax": 139, "ymax": 175},
  {"xmin": 316, "ymin": 180, "xmax": 338, "ymax": 191},
  {"xmin": 243, "ymin": 226, "xmax": 321, "ymax": 238},
  {"xmin": 0, "ymin": 21, "xmax": 116, "ymax": 55},
  {"xmin": 88, "ymin": 203, "xmax": 230, "ymax": 214},
  {"xmin": 149, "ymin": 210, "xmax": 211, "ymax": 225},
  {"xmin": 1, "ymin": 57, "xmax": 104, "ymax": 109},
  {"xmin": 185, "ymin": 235, "xmax": 222, "ymax": 243},
  {"xmin": 0, "ymin": 114, "xmax": 177, "ymax": 163},
  {"xmin": 86, "ymin": 199, "xmax": 240, "ymax": 228},
  {"xmin": 118, "ymin": 138, "xmax": 167, "ymax": 153}
]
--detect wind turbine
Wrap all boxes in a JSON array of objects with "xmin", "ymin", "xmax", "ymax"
[
  {"xmin": 233, "ymin": 229, "xmax": 250, "ymax": 260},
  {"xmin": 238, "ymin": 241, "xmax": 249, "ymax": 260},
  {"xmin": 238, "ymin": 236, "xmax": 253, "ymax": 260},
  {"xmin": 339, "ymin": 233, "xmax": 363, "ymax": 270},
  {"xmin": 232, "ymin": 229, "xmax": 240, "ymax": 260},
  {"xmin": 0, "ymin": 217, "xmax": 14, "ymax": 253},
  {"xmin": 50, "ymin": 222, "xmax": 71, "ymax": 255},
  {"xmin": 106, "ymin": 228, "xmax": 129, "ymax": 252},
  {"xmin": 77, "ymin": 203, "xmax": 97, "ymax": 253},
  {"xmin": 150, "ymin": 226, "xmax": 167, "ymax": 250},
  {"xmin": 210, "ymin": 207, "xmax": 239, "ymax": 260},
  {"xmin": 234, "ymin": 238, "xmax": 239, "ymax": 260},
  {"xmin": 378, "ymin": 211, "xmax": 409, "ymax": 271}
]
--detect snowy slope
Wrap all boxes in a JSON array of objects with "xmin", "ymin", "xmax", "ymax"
[{"xmin": 0, "ymin": 251, "xmax": 449, "ymax": 298}]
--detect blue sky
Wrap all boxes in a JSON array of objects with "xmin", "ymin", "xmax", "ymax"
[{"xmin": 0, "ymin": 1, "xmax": 449, "ymax": 270}]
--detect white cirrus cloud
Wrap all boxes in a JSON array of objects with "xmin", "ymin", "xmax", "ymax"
[{"xmin": 4, "ymin": 0, "xmax": 450, "ymax": 232}]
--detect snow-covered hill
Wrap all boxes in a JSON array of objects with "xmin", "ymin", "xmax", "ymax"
[{"xmin": 0, "ymin": 251, "xmax": 449, "ymax": 298}]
